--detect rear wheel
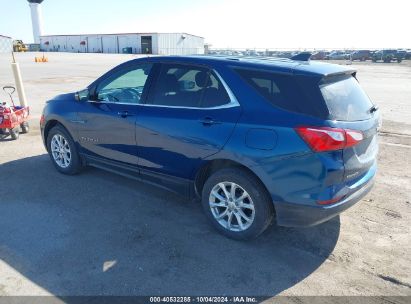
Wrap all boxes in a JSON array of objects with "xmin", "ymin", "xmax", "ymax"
[
  {"xmin": 10, "ymin": 127, "xmax": 19, "ymax": 140},
  {"xmin": 46, "ymin": 125, "xmax": 82, "ymax": 175},
  {"xmin": 201, "ymin": 168, "xmax": 274, "ymax": 240},
  {"xmin": 20, "ymin": 122, "xmax": 29, "ymax": 134}
]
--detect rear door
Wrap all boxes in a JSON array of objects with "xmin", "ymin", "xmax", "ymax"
[
  {"xmin": 135, "ymin": 63, "xmax": 241, "ymax": 180},
  {"xmin": 319, "ymin": 74, "xmax": 380, "ymax": 181}
]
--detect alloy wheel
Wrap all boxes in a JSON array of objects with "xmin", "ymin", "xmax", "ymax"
[
  {"xmin": 209, "ymin": 182, "xmax": 255, "ymax": 232},
  {"xmin": 51, "ymin": 134, "xmax": 72, "ymax": 168}
]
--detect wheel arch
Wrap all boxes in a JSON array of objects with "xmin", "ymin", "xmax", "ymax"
[
  {"xmin": 43, "ymin": 119, "xmax": 74, "ymax": 150},
  {"xmin": 194, "ymin": 159, "xmax": 273, "ymax": 205}
]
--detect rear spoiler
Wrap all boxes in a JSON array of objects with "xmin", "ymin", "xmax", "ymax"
[{"xmin": 320, "ymin": 71, "xmax": 358, "ymax": 84}]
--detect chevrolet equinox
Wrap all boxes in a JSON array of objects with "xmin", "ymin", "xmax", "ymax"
[{"xmin": 40, "ymin": 55, "xmax": 379, "ymax": 240}]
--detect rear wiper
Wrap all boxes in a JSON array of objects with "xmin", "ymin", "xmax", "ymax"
[{"xmin": 369, "ymin": 105, "xmax": 379, "ymax": 114}]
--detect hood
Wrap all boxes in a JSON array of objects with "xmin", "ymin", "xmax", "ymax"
[{"xmin": 47, "ymin": 92, "xmax": 76, "ymax": 103}]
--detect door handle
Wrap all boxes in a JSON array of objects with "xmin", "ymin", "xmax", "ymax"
[
  {"xmin": 118, "ymin": 111, "xmax": 134, "ymax": 118},
  {"xmin": 199, "ymin": 117, "xmax": 221, "ymax": 126}
]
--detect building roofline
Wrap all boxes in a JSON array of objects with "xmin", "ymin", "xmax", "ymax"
[
  {"xmin": 40, "ymin": 32, "xmax": 204, "ymax": 39},
  {"xmin": 0, "ymin": 34, "xmax": 12, "ymax": 39}
]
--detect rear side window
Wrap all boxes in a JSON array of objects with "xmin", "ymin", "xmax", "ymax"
[
  {"xmin": 235, "ymin": 69, "xmax": 329, "ymax": 118},
  {"xmin": 320, "ymin": 75, "xmax": 373, "ymax": 121},
  {"xmin": 147, "ymin": 64, "xmax": 231, "ymax": 108}
]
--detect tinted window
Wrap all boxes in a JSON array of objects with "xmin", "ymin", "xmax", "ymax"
[
  {"xmin": 202, "ymin": 72, "xmax": 231, "ymax": 108},
  {"xmin": 320, "ymin": 75, "xmax": 373, "ymax": 121},
  {"xmin": 147, "ymin": 64, "xmax": 231, "ymax": 108},
  {"xmin": 235, "ymin": 68, "xmax": 328, "ymax": 118},
  {"xmin": 97, "ymin": 64, "xmax": 152, "ymax": 104}
]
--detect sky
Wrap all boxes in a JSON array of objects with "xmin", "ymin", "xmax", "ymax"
[{"xmin": 1, "ymin": 0, "xmax": 409, "ymax": 49}]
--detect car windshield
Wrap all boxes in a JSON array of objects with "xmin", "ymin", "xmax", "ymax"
[{"xmin": 320, "ymin": 75, "xmax": 374, "ymax": 121}]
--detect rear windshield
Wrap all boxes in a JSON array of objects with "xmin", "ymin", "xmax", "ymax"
[{"xmin": 320, "ymin": 75, "xmax": 373, "ymax": 121}]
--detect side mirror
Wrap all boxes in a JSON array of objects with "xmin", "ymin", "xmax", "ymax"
[{"xmin": 75, "ymin": 89, "xmax": 89, "ymax": 102}]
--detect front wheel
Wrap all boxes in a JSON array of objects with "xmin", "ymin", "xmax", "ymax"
[
  {"xmin": 46, "ymin": 125, "xmax": 82, "ymax": 175},
  {"xmin": 201, "ymin": 168, "xmax": 274, "ymax": 240}
]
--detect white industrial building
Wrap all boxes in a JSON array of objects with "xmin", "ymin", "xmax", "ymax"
[
  {"xmin": 39, "ymin": 33, "xmax": 204, "ymax": 55},
  {"xmin": 0, "ymin": 34, "xmax": 12, "ymax": 53}
]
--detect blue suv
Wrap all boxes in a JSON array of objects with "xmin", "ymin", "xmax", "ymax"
[{"xmin": 40, "ymin": 55, "xmax": 379, "ymax": 240}]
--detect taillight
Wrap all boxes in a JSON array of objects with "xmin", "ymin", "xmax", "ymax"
[
  {"xmin": 345, "ymin": 130, "xmax": 364, "ymax": 148},
  {"xmin": 295, "ymin": 127, "xmax": 363, "ymax": 152}
]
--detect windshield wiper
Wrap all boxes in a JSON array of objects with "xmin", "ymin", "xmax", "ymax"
[{"xmin": 369, "ymin": 105, "xmax": 379, "ymax": 114}]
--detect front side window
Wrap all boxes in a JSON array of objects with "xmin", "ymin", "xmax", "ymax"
[
  {"xmin": 96, "ymin": 64, "xmax": 152, "ymax": 104},
  {"xmin": 147, "ymin": 64, "xmax": 231, "ymax": 108}
]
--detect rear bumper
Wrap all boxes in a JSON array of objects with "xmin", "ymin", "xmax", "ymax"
[{"xmin": 275, "ymin": 176, "xmax": 375, "ymax": 227}]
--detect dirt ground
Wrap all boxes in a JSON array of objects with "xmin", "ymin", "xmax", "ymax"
[{"xmin": 0, "ymin": 53, "xmax": 410, "ymax": 298}]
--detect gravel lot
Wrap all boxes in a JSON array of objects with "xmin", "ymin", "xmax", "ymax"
[{"xmin": 0, "ymin": 53, "xmax": 410, "ymax": 298}]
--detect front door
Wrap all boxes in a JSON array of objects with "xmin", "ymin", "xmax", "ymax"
[{"xmin": 77, "ymin": 63, "xmax": 153, "ymax": 165}]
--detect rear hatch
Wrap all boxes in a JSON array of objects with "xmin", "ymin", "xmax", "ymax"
[
  {"xmin": 319, "ymin": 74, "xmax": 379, "ymax": 182},
  {"xmin": 235, "ymin": 65, "xmax": 379, "ymax": 183}
]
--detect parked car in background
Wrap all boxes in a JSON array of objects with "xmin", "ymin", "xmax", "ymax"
[
  {"xmin": 311, "ymin": 51, "xmax": 328, "ymax": 60},
  {"xmin": 326, "ymin": 51, "xmax": 350, "ymax": 60},
  {"xmin": 40, "ymin": 55, "xmax": 379, "ymax": 240},
  {"xmin": 351, "ymin": 50, "xmax": 371, "ymax": 61},
  {"xmin": 372, "ymin": 50, "xmax": 404, "ymax": 63},
  {"xmin": 275, "ymin": 51, "xmax": 293, "ymax": 58},
  {"xmin": 397, "ymin": 50, "xmax": 407, "ymax": 60}
]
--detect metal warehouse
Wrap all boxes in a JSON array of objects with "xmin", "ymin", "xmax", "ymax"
[
  {"xmin": 0, "ymin": 34, "xmax": 12, "ymax": 53},
  {"xmin": 39, "ymin": 33, "xmax": 204, "ymax": 55}
]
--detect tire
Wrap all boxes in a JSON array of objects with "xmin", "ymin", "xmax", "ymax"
[
  {"xmin": 46, "ymin": 125, "xmax": 82, "ymax": 175},
  {"xmin": 10, "ymin": 127, "xmax": 19, "ymax": 140},
  {"xmin": 397, "ymin": 59, "xmax": 402, "ymax": 63},
  {"xmin": 20, "ymin": 122, "xmax": 29, "ymax": 134},
  {"xmin": 201, "ymin": 168, "xmax": 274, "ymax": 240}
]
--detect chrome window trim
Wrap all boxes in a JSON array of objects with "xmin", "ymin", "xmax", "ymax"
[
  {"xmin": 213, "ymin": 69, "xmax": 240, "ymax": 108},
  {"xmin": 87, "ymin": 69, "xmax": 240, "ymax": 110},
  {"xmin": 137, "ymin": 102, "xmax": 238, "ymax": 110},
  {"xmin": 87, "ymin": 100, "xmax": 143, "ymax": 106},
  {"xmin": 140, "ymin": 69, "xmax": 240, "ymax": 110}
]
